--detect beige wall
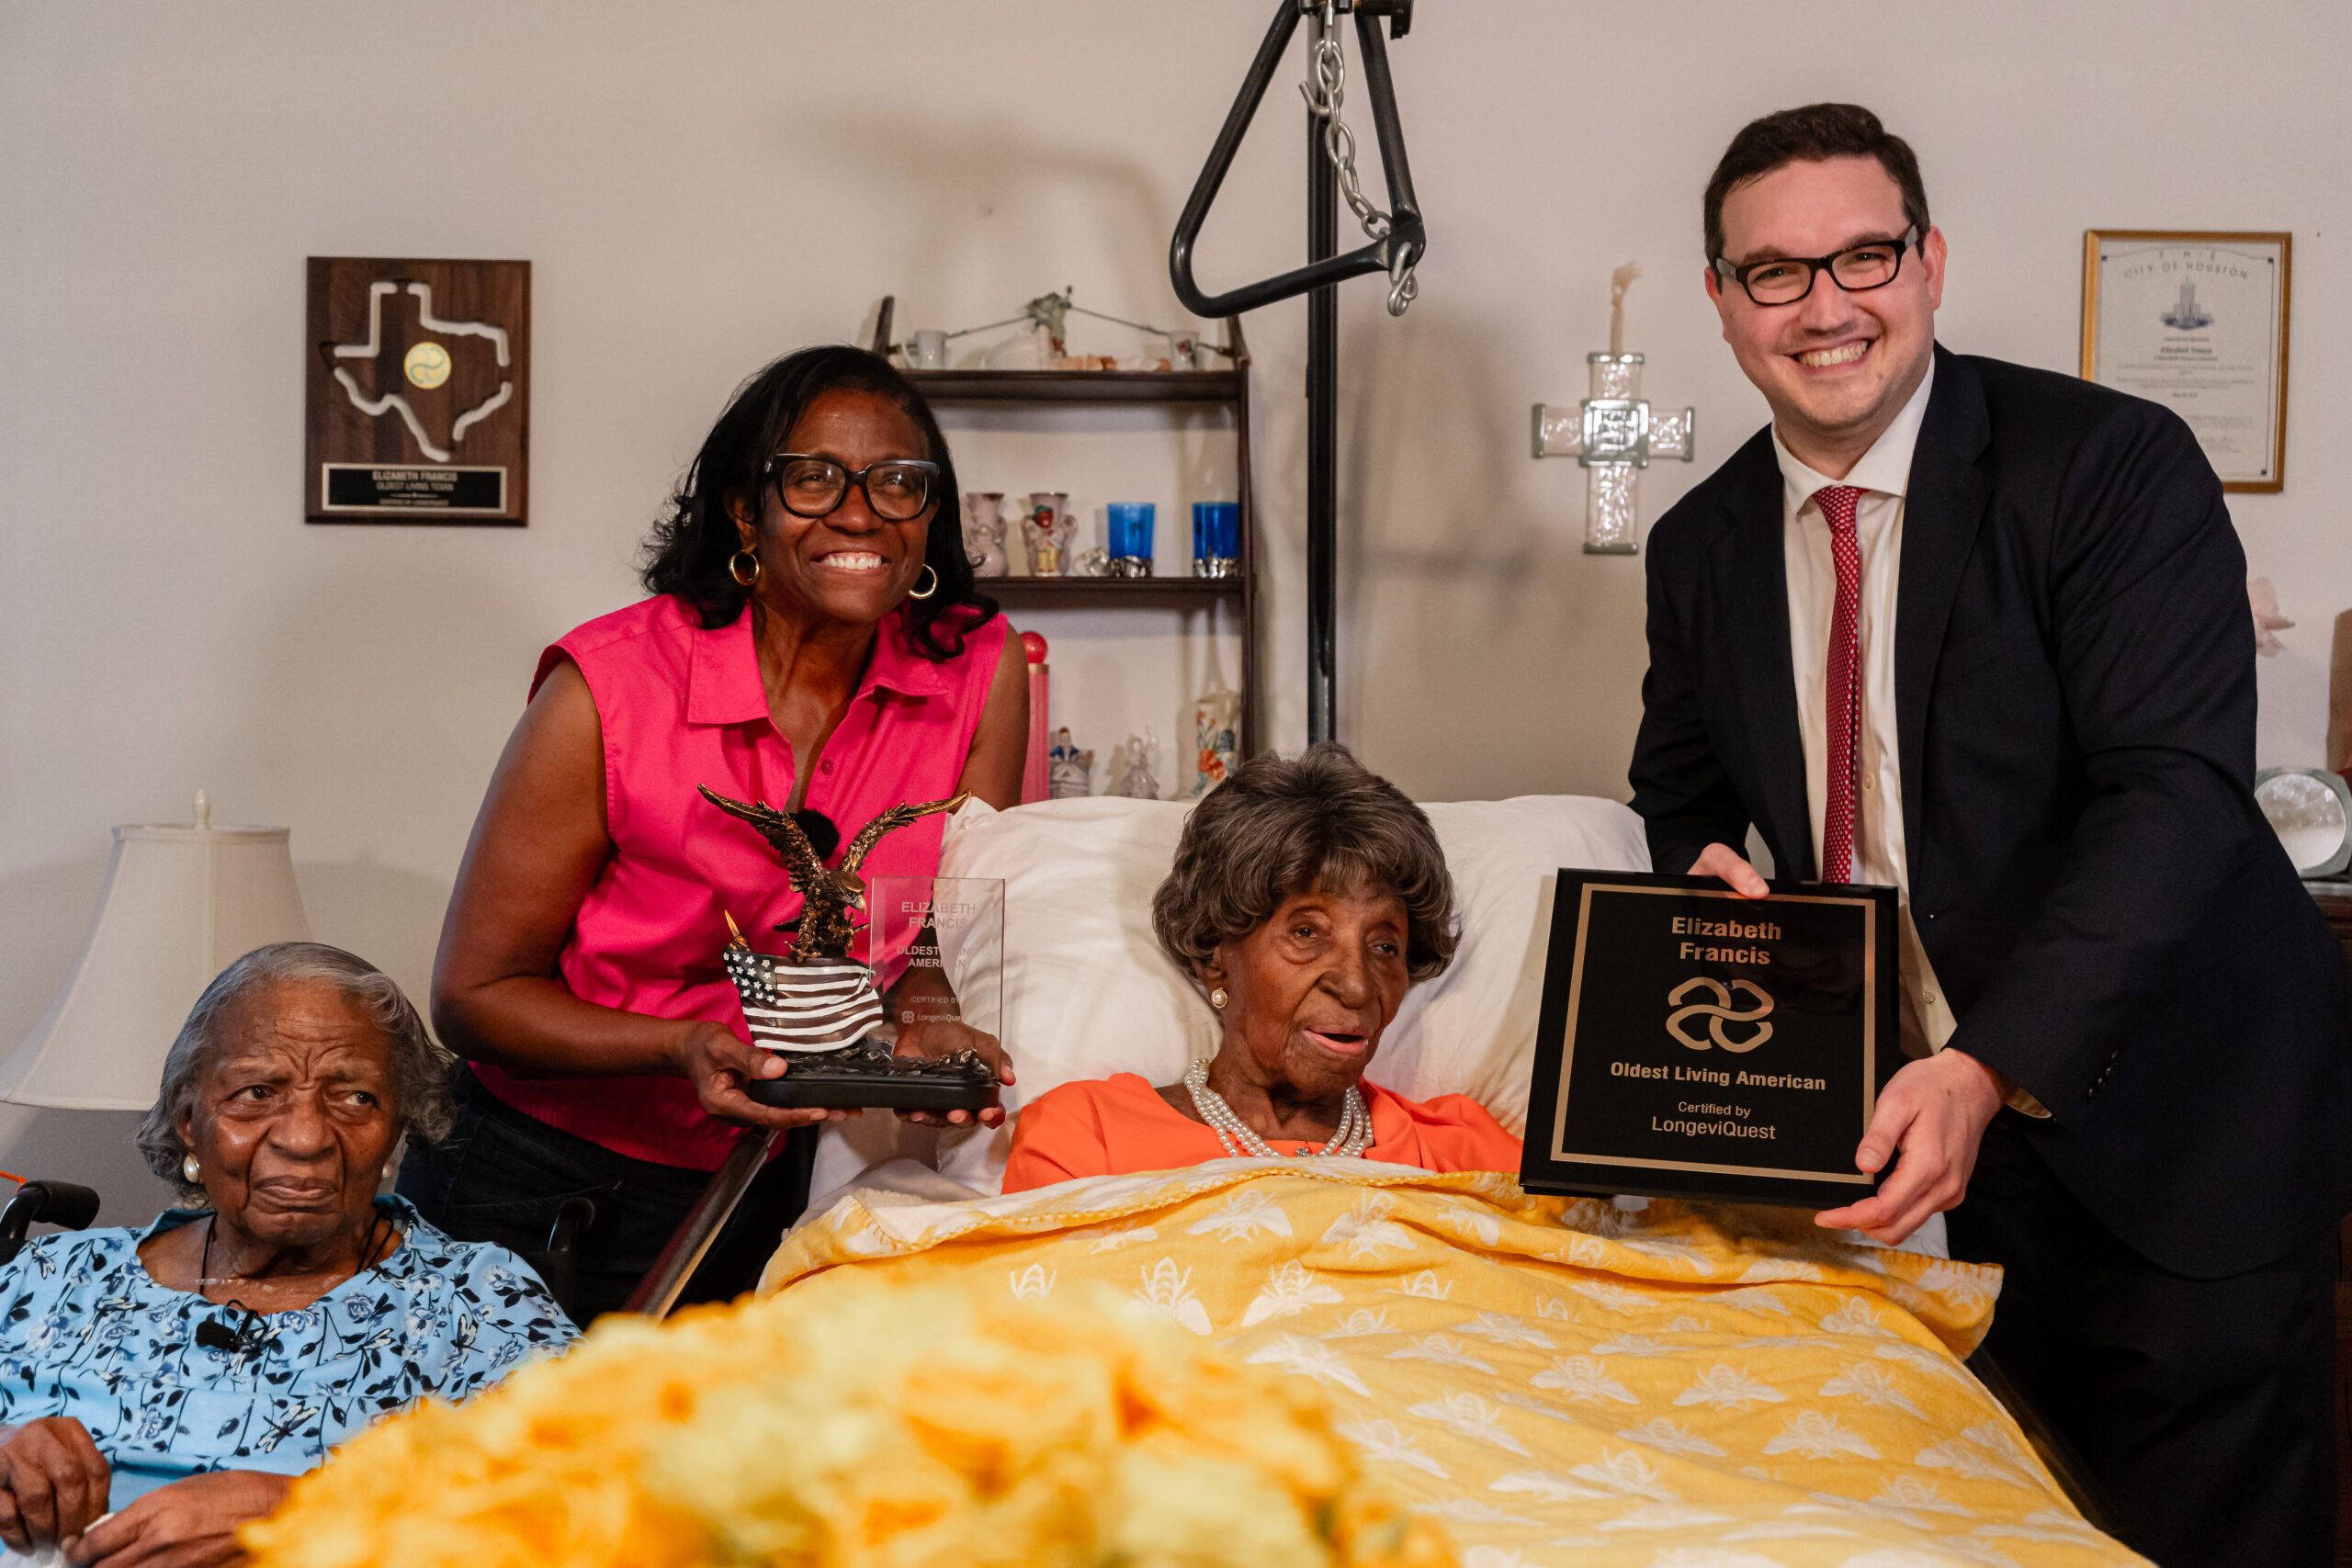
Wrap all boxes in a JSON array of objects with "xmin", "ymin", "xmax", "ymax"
[{"xmin": 4, "ymin": 1, "xmax": 2346, "ymax": 1213}]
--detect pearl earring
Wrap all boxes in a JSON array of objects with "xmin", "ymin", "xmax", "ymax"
[
  {"xmin": 1209, "ymin": 987, "xmax": 1228, "ymax": 1010},
  {"xmin": 182, "ymin": 1154, "xmax": 200, "ymax": 1184}
]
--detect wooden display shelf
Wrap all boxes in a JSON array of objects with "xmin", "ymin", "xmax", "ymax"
[
  {"xmin": 875, "ymin": 299, "xmax": 1260, "ymax": 756},
  {"xmin": 984, "ymin": 576, "xmax": 1241, "ymax": 607},
  {"xmin": 903, "ymin": 367, "xmax": 1245, "ymax": 403}
]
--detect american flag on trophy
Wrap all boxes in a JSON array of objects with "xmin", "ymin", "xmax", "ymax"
[{"xmin": 719, "ymin": 912, "xmax": 884, "ymax": 1053}]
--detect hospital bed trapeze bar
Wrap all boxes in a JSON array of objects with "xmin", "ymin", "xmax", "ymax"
[{"xmin": 1169, "ymin": 0, "xmax": 1423, "ymax": 745}]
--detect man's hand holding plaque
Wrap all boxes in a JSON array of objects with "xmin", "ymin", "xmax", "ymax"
[
  {"xmin": 1687, "ymin": 841, "xmax": 1771, "ymax": 899},
  {"xmin": 1656, "ymin": 841, "xmax": 2005, "ymax": 1244},
  {"xmin": 1814, "ymin": 1044, "xmax": 2002, "ymax": 1244}
]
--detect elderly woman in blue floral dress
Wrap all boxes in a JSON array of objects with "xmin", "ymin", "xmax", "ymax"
[{"xmin": 0, "ymin": 943, "xmax": 575, "ymax": 1567}]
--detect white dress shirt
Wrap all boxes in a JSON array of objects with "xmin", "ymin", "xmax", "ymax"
[
  {"xmin": 1772, "ymin": 368, "xmax": 2051, "ymax": 1119},
  {"xmin": 1770, "ymin": 367, "xmax": 2055, "ymax": 1139},
  {"xmin": 1772, "ymin": 367, "xmax": 1961, "ymax": 1066}
]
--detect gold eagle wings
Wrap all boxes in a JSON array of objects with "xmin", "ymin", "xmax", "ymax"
[{"xmin": 697, "ymin": 785, "xmax": 971, "ymax": 960}]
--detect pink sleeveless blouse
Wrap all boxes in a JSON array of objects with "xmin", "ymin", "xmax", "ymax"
[{"xmin": 470, "ymin": 593, "xmax": 1008, "ymax": 1170}]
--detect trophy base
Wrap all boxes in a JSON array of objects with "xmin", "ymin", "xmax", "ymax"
[{"xmin": 742, "ymin": 1040, "xmax": 1002, "ymax": 1112}]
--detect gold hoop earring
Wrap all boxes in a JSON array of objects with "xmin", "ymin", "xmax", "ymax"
[
  {"xmin": 907, "ymin": 563, "xmax": 940, "ymax": 601},
  {"xmin": 729, "ymin": 550, "xmax": 761, "ymax": 588},
  {"xmin": 182, "ymin": 1153, "xmax": 200, "ymax": 1184},
  {"xmin": 1209, "ymin": 987, "xmax": 1228, "ymax": 1010}
]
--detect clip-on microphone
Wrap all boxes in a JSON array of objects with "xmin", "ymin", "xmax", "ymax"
[{"xmin": 195, "ymin": 1300, "xmax": 264, "ymax": 1354}]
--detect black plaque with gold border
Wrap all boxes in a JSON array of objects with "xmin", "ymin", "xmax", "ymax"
[{"xmin": 1521, "ymin": 870, "xmax": 1899, "ymax": 1208}]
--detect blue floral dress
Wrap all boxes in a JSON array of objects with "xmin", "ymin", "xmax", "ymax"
[{"xmin": 0, "ymin": 1196, "xmax": 575, "ymax": 1509}]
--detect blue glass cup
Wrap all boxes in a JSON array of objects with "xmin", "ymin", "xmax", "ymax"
[
  {"xmin": 1192, "ymin": 502, "xmax": 1240, "ymax": 578},
  {"xmin": 1106, "ymin": 502, "xmax": 1155, "ymax": 576}
]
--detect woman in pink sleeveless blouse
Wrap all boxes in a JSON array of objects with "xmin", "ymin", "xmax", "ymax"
[{"xmin": 400, "ymin": 347, "xmax": 1026, "ymax": 1320}]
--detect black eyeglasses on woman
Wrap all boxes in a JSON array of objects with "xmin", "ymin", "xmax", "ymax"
[{"xmin": 763, "ymin": 455, "xmax": 941, "ymax": 522}]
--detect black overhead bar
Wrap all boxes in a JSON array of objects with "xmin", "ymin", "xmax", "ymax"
[{"xmin": 1170, "ymin": 0, "xmax": 1423, "ymax": 747}]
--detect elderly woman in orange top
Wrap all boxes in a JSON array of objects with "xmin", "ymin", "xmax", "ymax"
[{"xmin": 1003, "ymin": 745, "xmax": 1520, "ymax": 1191}]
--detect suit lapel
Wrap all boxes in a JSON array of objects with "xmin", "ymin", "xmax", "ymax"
[
  {"xmin": 1709, "ymin": 431, "xmax": 1815, "ymax": 881},
  {"xmin": 1894, "ymin": 346, "xmax": 1995, "ymax": 868}
]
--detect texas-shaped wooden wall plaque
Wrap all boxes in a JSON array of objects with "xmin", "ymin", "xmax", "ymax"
[{"xmin": 305, "ymin": 257, "xmax": 530, "ymax": 525}]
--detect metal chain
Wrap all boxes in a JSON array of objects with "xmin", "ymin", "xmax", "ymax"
[{"xmin": 1299, "ymin": 2, "xmax": 1418, "ymax": 315}]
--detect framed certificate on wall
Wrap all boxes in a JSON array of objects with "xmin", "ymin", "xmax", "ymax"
[{"xmin": 2081, "ymin": 231, "xmax": 2290, "ymax": 492}]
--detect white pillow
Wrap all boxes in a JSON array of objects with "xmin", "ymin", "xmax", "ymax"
[
  {"xmin": 1371, "ymin": 797, "xmax": 1652, "ymax": 1127},
  {"xmin": 870, "ymin": 792, "xmax": 1649, "ymax": 1196},
  {"xmin": 808, "ymin": 797, "xmax": 1203, "ymax": 1201}
]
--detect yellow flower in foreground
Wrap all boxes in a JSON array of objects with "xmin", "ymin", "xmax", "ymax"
[{"xmin": 243, "ymin": 1278, "xmax": 1453, "ymax": 1568}]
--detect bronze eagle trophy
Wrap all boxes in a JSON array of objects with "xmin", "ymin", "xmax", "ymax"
[
  {"xmin": 697, "ymin": 784, "xmax": 968, "ymax": 961},
  {"xmin": 698, "ymin": 784, "xmax": 996, "ymax": 1111}
]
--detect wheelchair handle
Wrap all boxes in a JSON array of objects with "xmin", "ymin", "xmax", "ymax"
[{"xmin": 0, "ymin": 1181, "xmax": 102, "ymax": 1266}]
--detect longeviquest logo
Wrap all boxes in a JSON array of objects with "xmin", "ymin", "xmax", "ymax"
[{"xmin": 1664, "ymin": 977, "xmax": 1774, "ymax": 1053}]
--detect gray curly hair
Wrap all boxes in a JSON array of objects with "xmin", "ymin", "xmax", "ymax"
[
  {"xmin": 134, "ymin": 942, "xmax": 456, "ymax": 1205},
  {"xmin": 1151, "ymin": 742, "xmax": 1459, "ymax": 986}
]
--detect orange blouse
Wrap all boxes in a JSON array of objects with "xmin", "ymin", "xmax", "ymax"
[{"xmin": 1001, "ymin": 1072, "xmax": 1523, "ymax": 1193}]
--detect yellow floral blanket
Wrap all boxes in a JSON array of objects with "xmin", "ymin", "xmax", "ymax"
[{"xmin": 767, "ymin": 1160, "xmax": 2146, "ymax": 1568}]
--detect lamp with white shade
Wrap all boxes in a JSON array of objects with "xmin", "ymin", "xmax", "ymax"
[{"xmin": 1, "ymin": 793, "xmax": 311, "ymax": 1110}]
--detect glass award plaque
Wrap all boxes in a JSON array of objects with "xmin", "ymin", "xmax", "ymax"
[
  {"xmin": 870, "ymin": 875, "xmax": 1005, "ymax": 1041},
  {"xmin": 1520, "ymin": 870, "xmax": 1899, "ymax": 1208}
]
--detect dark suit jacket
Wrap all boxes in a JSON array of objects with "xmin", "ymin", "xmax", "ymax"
[{"xmin": 1629, "ymin": 345, "xmax": 2351, "ymax": 1278}]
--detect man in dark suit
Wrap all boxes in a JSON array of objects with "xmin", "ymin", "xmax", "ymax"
[{"xmin": 1629, "ymin": 103, "xmax": 2350, "ymax": 1565}]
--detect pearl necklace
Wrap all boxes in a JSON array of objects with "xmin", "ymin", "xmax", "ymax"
[{"xmin": 1183, "ymin": 1059, "xmax": 1374, "ymax": 1160}]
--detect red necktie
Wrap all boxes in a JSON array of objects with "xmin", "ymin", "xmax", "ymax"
[{"xmin": 1816, "ymin": 485, "xmax": 1865, "ymax": 883}]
